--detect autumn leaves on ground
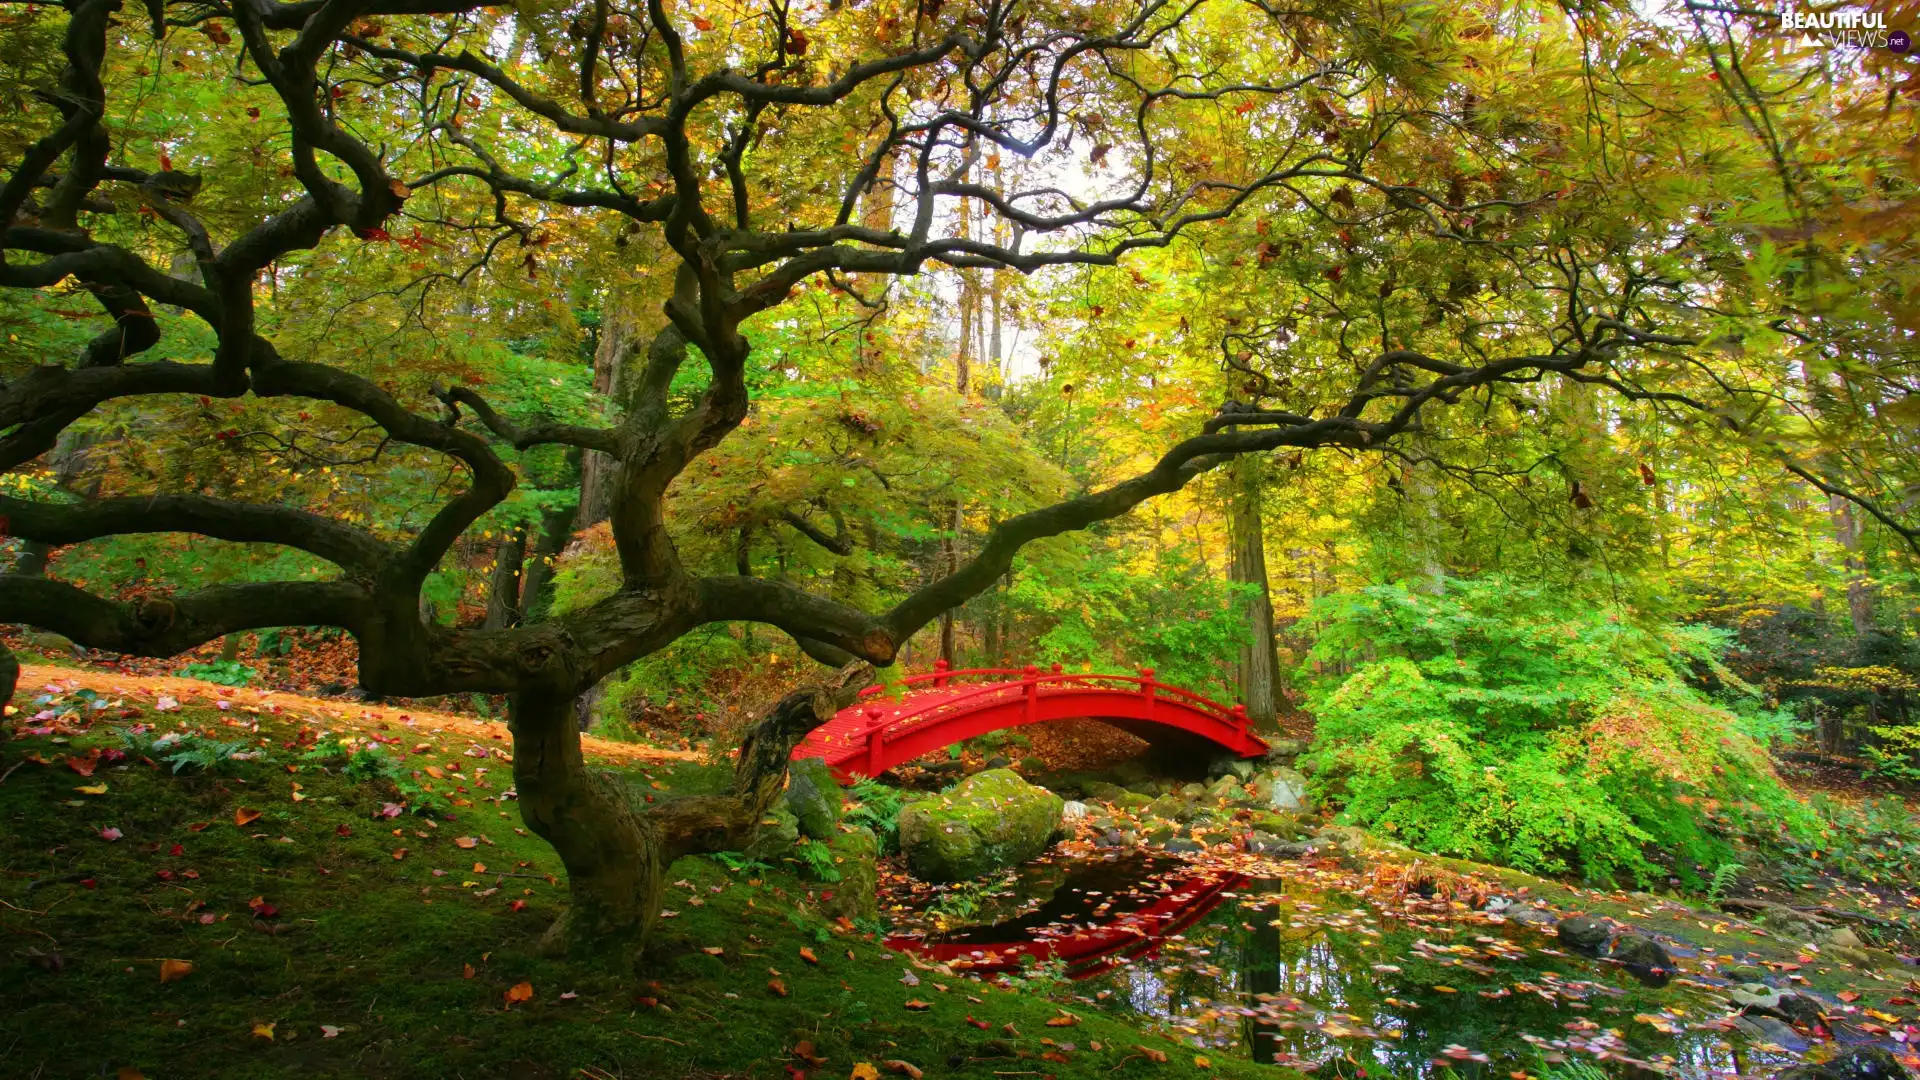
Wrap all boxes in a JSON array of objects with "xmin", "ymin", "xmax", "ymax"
[{"xmin": 0, "ymin": 664, "xmax": 1263, "ymax": 1080}]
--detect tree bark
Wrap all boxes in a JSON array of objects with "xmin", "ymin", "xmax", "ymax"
[
  {"xmin": 483, "ymin": 528, "xmax": 528, "ymax": 630},
  {"xmin": 1227, "ymin": 453, "xmax": 1279, "ymax": 729},
  {"xmin": 509, "ymin": 662, "xmax": 872, "ymax": 964},
  {"xmin": 508, "ymin": 689, "xmax": 664, "ymax": 962}
]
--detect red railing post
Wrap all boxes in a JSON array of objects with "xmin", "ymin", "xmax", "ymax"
[
  {"xmin": 1023, "ymin": 663, "xmax": 1040, "ymax": 722},
  {"xmin": 932, "ymin": 658, "xmax": 950, "ymax": 689},
  {"xmin": 1231, "ymin": 703, "xmax": 1248, "ymax": 733},
  {"xmin": 1139, "ymin": 666, "xmax": 1156, "ymax": 719},
  {"xmin": 864, "ymin": 706, "xmax": 886, "ymax": 776}
]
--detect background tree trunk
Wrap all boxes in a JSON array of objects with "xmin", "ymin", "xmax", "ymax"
[
  {"xmin": 484, "ymin": 528, "xmax": 528, "ymax": 629},
  {"xmin": 1228, "ymin": 453, "xmax": 1279, "ymax": 728}
]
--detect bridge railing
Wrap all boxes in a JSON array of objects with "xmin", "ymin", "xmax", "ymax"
[{"xmin": 847, "ymin": 660, "xmax": 1252, "ymax": 747}]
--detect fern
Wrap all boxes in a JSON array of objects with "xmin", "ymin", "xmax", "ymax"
[
  {"xmin": 795, "ymin": 839, "xmax": 841, "ymax": 882},
  {"xmin": 844, "ymin": 778, "xmax": 905, "ymax": 854},
  {"xmin": 160, "ymin": 736, "xmax": 260, "ymax": 774},
  {"xmin": 1706, "ymin": 862, "xmax": 1745, "ymax": 902}
]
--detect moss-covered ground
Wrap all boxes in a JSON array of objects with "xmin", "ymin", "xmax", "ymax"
[{"xmin": 0, "ymin": 672, "xmax": 1286, "ymax": 1080}]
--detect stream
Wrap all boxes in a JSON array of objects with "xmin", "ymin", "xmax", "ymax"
[{"xmin": 883, "ymin": 850, "xmax": 1854, "ymax": 1079}]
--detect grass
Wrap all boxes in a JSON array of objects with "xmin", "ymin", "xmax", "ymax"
[{"xmin": 0, "ymin": 681, "xmax": 1282, "ymax": 1079}]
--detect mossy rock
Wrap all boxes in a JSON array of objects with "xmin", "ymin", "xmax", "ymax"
[
  {"xmin": 818, "ymin": 825, "xmax": 878, "ymax": 922},
  {"xmin": 1249, "ymin": 811, "xmax": 1298, "ymax": 836},
  {"xmin": 1083, "ymin": 781, "xmax": 1130, "ymax": 802},
  {"xmin": 785, "ymin": 757, "xmax": 843, "ymax": 840},
  {"xmin": 1145, "ymin": 795, "xmax": 1188, "ymax": 822},
  {"xmin": 745, "ymin": 804, "xmax": 800, "ymax": 864},
  {"xmin": 1112, "ymin": 792, "xmax": 1155, "ymax": 813},
  {"xmin": 897, "ymin": 769, "xmax": 1063, "ymax": 883}
]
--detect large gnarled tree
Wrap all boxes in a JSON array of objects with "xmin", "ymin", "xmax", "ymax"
[{"xmin": 5, "ymin": 0, "xmax": 1913, "ymax": 958}]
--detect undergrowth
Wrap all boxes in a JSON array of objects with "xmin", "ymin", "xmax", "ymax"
[{"xmin": 1299, "ymin": 577, "xmax": 1819, "ymax": 886}]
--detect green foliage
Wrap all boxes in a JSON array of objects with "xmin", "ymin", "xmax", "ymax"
[
  {"xmin": 586, "ymin": 626, "xmax": 755, "ymax": 738},
  {"xmin": 153, "ymin": 734, "xmax": 263, "ymax": 775},
  {"xmin": 176, "ymin": 659, "xmax": 259, "ymax": 687},
  {"xmin": 1005, "ymin": 540, "xmax": 1249, "ymax": 700},
  {"xmin": 1705, "ymin": 862, "xmax": 1744, "ymax": 903},
  {"xmin": 795, "ymin": 838, "xmax": 842, "ymax": 882},
  {"xmin": 339, "ymin": 745, "xmax": 450, "ymax": 816},
  {"xmin": 1298, "ymin": 577, "xmax": 1816, "ymax": 884},
  {"xmin": 843, "ymin": 778, "xmax": 905, "ymax": 855}
]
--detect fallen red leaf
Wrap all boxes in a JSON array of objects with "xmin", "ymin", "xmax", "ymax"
[
  {"xmin": 965, "ymin": 1015, "xmax": 989, "ymax": 1030},
  {"xmin": 159, "ymin": 958, "xmax": 193, "ymax": 983},
  {"xmin": 799, "ymin": 946, "xmax": 818, "ymax": 965},
  {"xmin": 504, "ymin": 981, "xmax": 533, "ymax": 1007},
  {"xmin": 768, "ymin": 978, "xmax": 788, "ymax": 997},
  {"xmin": 233, "ymin": 807, "xmax": 262, "ymax": 827}
]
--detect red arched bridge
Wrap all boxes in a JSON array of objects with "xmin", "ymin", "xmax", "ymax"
[{"xmin": 793, "ymin": 662, "xmax": 1268, "ymax": 781}]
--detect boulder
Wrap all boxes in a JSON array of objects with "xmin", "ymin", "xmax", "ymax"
[
  {"xmin": 1207, "ymin": 755, "xmax": 1256, "ymax": 781},
  {"xmin": 1311, "ymin": 825, "xmax": 1365, "ymax": 852},
  {"xmin": 983, "ymin": 754, "xmax": 1011, "ymax": 769},
  {"xmin": 1061, "ymin": 800, "xmax": 1091, "ymax": 824},
  {"xmin": 1605, "ymin": 934, "xmax": 1674, "ymax": 987},
  {"xmin": 1083, "ymin": 781, "xmax": 1130, "ymax": 802},
  {"xmin": 1145, "ymin": 795, "xmax": 1189, "ymax": 823},
  {"xmin": 786, "ymin": 757, "xmax": 843, "ymax": 840},
  {"xmin": 1736, "ymin": 1015, "xmax": 1810, "ymax": 1053},
  {"xmin": 818, "ymin": 825, "xmax": 879, "ymax": 922},
  {"xmin": 1261, "ymin": 767, "xmax": 1312, "ymax": 812},
  {"xmin": 1249, "ymin": 811, "xmax": 1299, "ymax": 836},
  {"xmin": 1556, "ymin": 916, "xmax": 1612, "ymax": 953},
  {"xmin": 1206, "ymin": 774, "xmax": 1244, "ymax": 801},
  {"xmin": 1179, "ymin": 782, "xmax": 1208, "ymax": 799},
  {"xmin": 1112, "ymin": 792, "xmax": 1155, "ymax": 813},
  {"xmin": 745, "ymin": 804, "xmax": 800, "ymax": 864},
  {"xmin": 1826, "ymin": 1045, "xmax": 1910, "ymax": 1080},
  {"xmin": 1095, "ymin": 829, "xmax": 1127, "ymax": 849},
  {"xmin": 1263, "ymin": 738, "xmax": 1308, "ymax": 761},
  {"xmin": 1507, "ymin": 906, "xmax": 1558, "ymax": 928},
  {"xmin": 1164, "ymin": 837, "xmax": 1205, "ymax": 854},
  {"xmin": 897, "ymin": 769, "xmax": 1063, "ymax": 882},
  {"xmin": 1772, "ymin": 1046, "xmax": 1908, "ymax": 1080}
]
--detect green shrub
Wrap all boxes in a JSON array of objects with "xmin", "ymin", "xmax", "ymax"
[
  {"xmin": 176, "ymin": 660, "xmax": 258, "ymax": 687},
  {"xmin": 1298, "ymin": 577, "xmax": 1816, "ymax": 885}
]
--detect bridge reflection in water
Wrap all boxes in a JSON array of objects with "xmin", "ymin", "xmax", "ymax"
[{"xmin": 885, "ymin": 853, "xmax": 1243, "ymax": 978}]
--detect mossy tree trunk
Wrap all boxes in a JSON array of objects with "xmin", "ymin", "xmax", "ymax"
[{"xmin": 508, "ymin": 664, "xmax": 873, "ymax": 962}]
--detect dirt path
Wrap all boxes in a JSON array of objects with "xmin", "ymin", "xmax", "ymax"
[{"xmin": 12, "ymin": 662, "xmax": 702, "ymax": 766}]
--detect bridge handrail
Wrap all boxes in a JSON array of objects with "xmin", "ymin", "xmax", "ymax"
[{"xmin": 848, "ymin": 662, "xmax": 1249, "ymax": 744}]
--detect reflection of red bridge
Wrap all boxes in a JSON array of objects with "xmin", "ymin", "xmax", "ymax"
[
  {"xmin": 886, "ymin": 869, "xmax": 1247, "ymax": 978},
  {"xmin": 794, "ymin": 662, "xmax": 1268, "ymax": 782}
]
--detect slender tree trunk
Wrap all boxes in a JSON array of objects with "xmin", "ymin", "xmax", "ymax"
[
  {"xmin": 518, "ymin": 499, "xmax": 580, "ymax": 623},
  {"xmin": 1227, "ymin": 454, "xmax": 1279, "ymax": 728},
  {"xmin": 484, "ymin": 528, "xmax": 528, "ymax": 630},
  {"xmin": 1829, "ymin": 496, "xmax": 1875, "ymax": 636}
]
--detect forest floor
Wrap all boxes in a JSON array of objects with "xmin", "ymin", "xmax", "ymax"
[
  {"xmin": 3, "ymin": 665, "xmax": 1918, "ymax": 1079},
  {"xmin": 0, "ymin": 669, "xmax": 1293, "ymax": 1080}
]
